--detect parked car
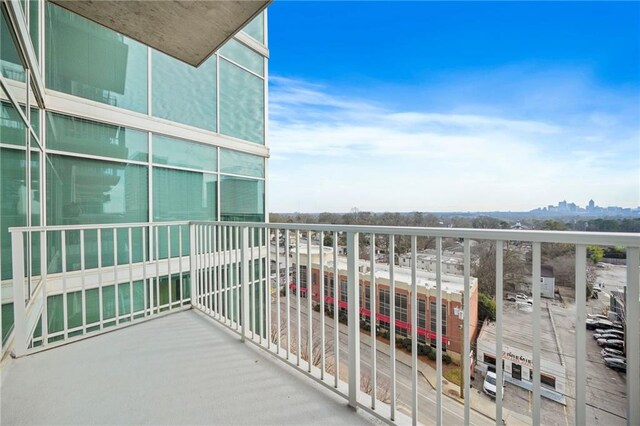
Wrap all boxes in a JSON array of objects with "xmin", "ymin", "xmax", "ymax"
[
  {"xmin": 587, "ymin": 314, "xmax": 609, "ymax": 321},
  {"xmin": 601, "ymin": 347, "xmax": 625, "ymax": 358},
  {"xmin": 603, "ymin": 357, "xmax": 626, "ymax": 372},
  {"xmin": 588, "ymin": 319, "xmax": 613, "ymax": 330},
  {"xmin": 610, "ymin": 322, "xmax": 624, "ymax": 331},
  {"xmin": 594, "ymin": 333, "xmax": 624, "ymax": 341},
  {"xmin": 598, "ymin": 339, "xmax": 624, "ymax": 350},
  {"xmin": 483, "ymin": 371, "xmax": 505, "ymax": 399},
  {"xmin": 602, "ymin": 353, "xmax": 626, "ymax": 362},
  {"xmin": 595, "ymin": 329, "xmax": 624, "ymax": 337}
]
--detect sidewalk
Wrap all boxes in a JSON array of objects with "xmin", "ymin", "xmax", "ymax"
[{"xmin": 361, "ymin": 332, "xmax": 531, "ymax": 426}]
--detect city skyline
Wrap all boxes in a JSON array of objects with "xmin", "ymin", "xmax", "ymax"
[{"xmin": 267, "ymin": 2, "xmax": 639, "ymax": 213}]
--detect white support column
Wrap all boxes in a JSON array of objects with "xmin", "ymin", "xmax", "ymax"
[
  {"xmin": 189, "ymin": 224, "xmax": 196, "ymax": 308},
  {"xmin": 575, "ymin": 245, "xmax": 587, "ymax": 426},
  {"xmin": 436, "ymin": 236, "xmax": 443, "ymax": 425},
  {"xmin": 532, "ymin": 242, "xmax": 542, "ymax": 425},
  {"xmin": 241, "ymin": 227, "xmax": 250, "ymax": 342},
  {"xmin": 627, "ymin": 247, "xmax": 639, "ymax": 426},
  {"xmin": 411, "ymin": 235, "xmax": 418, "ymax": 426},
  {"xmin": 11, "ymin": 231, "xmax": 27, "ymax": 357},
  {"xmin": 346, "ymin": 231, "xmax": 360, "ymax": 410},
  {"xmin": 495, "ymin": 240, "xmax": 504, "ymax": 425},
  {"xmin": 463, "ymin": 238, "xmax": 471, "ymax": 424}
]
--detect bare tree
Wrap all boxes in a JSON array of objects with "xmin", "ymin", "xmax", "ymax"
[{"xmin": 472, "ymin": 241, "xmax": 527, "ymax": 296}]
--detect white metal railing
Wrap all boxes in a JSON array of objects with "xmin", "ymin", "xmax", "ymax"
[
  {"xmin": 189, "ymin": 222, "xmax": 639, "ymax": 426},
  {"xmin": 7, "ymin": 222, "xmax": 191, "ymax": 357},
  {"xmin": 7, "ymin": 221, "xmax": 640, "ymax": 425}
]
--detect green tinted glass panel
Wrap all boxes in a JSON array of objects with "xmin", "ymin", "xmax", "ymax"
[
  {"xmin": 67, "ymin": 291, "xmax": 83, "ymax": 329},
  {"xmin": 152, "ymin": 134, "xmax": 216, "ymax": 172},
  {"xmin": 47, "ymin": 155, "xmax": 148, "ymax": 225},
  {"xmin": 1, "ymin": 101, "xmax": 26, "ymax": 146},
  {"xmin": 85, "ymin": 288, "xmax": 100, "ymax": 325},
  {"xmin": 47, "ymin": 294, "xmax": 63, "ymax": 334},
  {"xmin": 219, "ymin": 39, "xmax": 263, "ymax": 76},
  {"xmin": 102, "ymin": 285, "xmax": 116, "ymax": 320},
  {"xmin": 45, "ymin": 3, "xmax": 148, "ymax": 113},
  {"xmin": 0, "ymin": 148, "xmax": 27, "ymax": 280},
  {"xmin": 153, "ymin": 167, "xmax": 216, "ymax": 221},
  {"xmin": 31, "ymin": 151, "xmax": 40, "ymax": 275},
  {"xmin": 46, "ymin": 155, "xmax": 147, "ymax": 273},
  {"xmin": 1, "ymin": 303, "xmax": 14, "ymax": 342},
  {"xmin": 220, "ymin": 148, "xmax": 264, "ymax": 178},
  {"xmin": 47, "ymin": 113, "xmax": 148, "ymax": 161},
  {"xmin": 242, "ymin": 13, "xmax": 264, "ymax": 44},
  {"xmin": 152, "ymin": 51, "xmax": 216, "ymax": 131},
  {"xmin": 219, "ymin": 59, "xmax": 264, "ymax": 144},
  {"xmin": 1, "ymin": 12, "xmax": 26, "ymax": 81},
  {"xmin": 29, "ymin": 0, "xmax": 39, "ymax": 61},
  {"xmin": 220, "ymin": 176, "xmax": 264, "ymax": 222}
]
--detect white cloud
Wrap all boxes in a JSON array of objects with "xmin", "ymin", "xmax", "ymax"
[{"xmin": 267, "ymin": 76, "xmax": 640, "ymax": 212}]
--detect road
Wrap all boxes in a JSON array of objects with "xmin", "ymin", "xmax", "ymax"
[{"xmin": 270, "ymin": 294, "xmax": 493, "ymax": 426}]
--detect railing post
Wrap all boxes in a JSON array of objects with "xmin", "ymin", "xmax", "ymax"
[
  {"xmin": 627, "ymin": 246, "xmax": 640, "ymax": 426},
  {"xmin": 11, "ymin": 231, "xmax": 27, "ymax": 357},
  {"xmin": 346, "ymin": 231, "xmax": 360, "ymax": 410},
  {"xmin": 189, "ymin": 224, "xmax": 196, "ymax": 308},
  {"xmin": 241, "ymin": 226, "xmax": 250, "ymax": 342}
]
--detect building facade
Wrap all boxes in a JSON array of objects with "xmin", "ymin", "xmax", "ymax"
[
  {"xmin": 1, "ymin": 1, "xmax": 268, "ymax": 343},
  {"xmin": 291, "ymin": 248, "xmax": 479, "ymax": 361}
]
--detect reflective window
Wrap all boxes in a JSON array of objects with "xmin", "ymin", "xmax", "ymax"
[
  {"xmin": 29, "ymin": 0, "xmax": 39, "ymax": 61},
  {"xmin": 152, "ymin": 134, "xmax": 216, "ymax": 172},
  {"xmin": 219, "ymin": 39, "xmax": 263, "ymax": 76},
  {"xmin": 219, "ymin": 59, "xmax": 264, "ymax": 144},
  {"xmin": 242, "ymin": 12, "xmax": 265, "ymax": 44},
  {"xmin": 152, "ymin": 51, "xmax": 216, "ymax": 131},
  {"xmin": 1, "ymin": 101, "xmax": 26, "ymax": 146},
  {"xmin": 47, "ymin": 113, "xmax": 148, "ymax": 161},
  {"xmin": 45, "ymin": 3, "xmax": 148, "ymax": 113},
  {"xmin": 220, "ymin": 176, "xmax": 264, "ymax": 221},
  {"xmin": 0, "ymin": 149, "xmax": 27, "ymax": 280},
  {"xmin": 46, "ymin": 155, "xmax": 148, "ymax": 225},
  {"xmin": 220, "ymin": 148, "xmax": 264, "ymax": 178},
  {"xmin": 153, "ymin": 167, "xmax": 217, "ymax": 221},
  {"xmin": 0, "ymin": 12, "xmax": 26, "ymax": 82}
]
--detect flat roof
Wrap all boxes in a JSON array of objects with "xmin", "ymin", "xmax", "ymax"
[{"xmin": 478, "ymin": 302, "xmax": 561, "ymax": 364}]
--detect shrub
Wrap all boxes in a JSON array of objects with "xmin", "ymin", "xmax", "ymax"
[
  {"xmin": 427, "ymin": 350, "xmax": 437, "ymax": 361},
  {"xmin": 402, "ymin": 338, "xmax": 412, "ymax": 350},
  {"xmin": 442, "ymin": 354, "xmax": 452, "ymax": 365},
  {"xmin": 313, "ymin": 304, "xmax": 320, "ymax": 312},
  {"xmin": 425, "ymin": 345, "xmax": 434, "ymax": 356}
]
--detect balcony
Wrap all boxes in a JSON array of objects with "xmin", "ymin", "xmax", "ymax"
[{"xmin": 1, "ymin": 221, "xmax": 638, "ymax": 425}]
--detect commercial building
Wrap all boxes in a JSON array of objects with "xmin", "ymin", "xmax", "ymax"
[
  {"xmin": 291, "ymin": 246, "xmax": 480, "ymax": 362},
  {"xmin": 398, "ymin": 249, "xmax": 464, "ymax": 275},
  {"xmin": 476, "ymin": 302, "xmax": 567, "ymax": 404},
  {"xmin": 1, "ymin": 1, "xmax": 268, "ymax": 343}
]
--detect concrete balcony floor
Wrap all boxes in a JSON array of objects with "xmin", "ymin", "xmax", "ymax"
[{"xmin": 1, "ymin": 311, "xmax": 378, "ymax": 425}]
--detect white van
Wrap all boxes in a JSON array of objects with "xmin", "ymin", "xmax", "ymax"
[{"xmin": 483, "ymin": 371, "xmax": 505, "ymax": 399}]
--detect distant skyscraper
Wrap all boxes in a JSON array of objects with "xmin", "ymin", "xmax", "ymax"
[{"xmin": 588, "ymin": 199, "xmax": 595, "ymax": 210}]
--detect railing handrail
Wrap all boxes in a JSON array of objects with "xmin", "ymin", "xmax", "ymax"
[
  {"xmin": 8, "ymin": 221, "xmax": 190, "ymax": 233},
  {"xmin": 9, "ymin": 220, "xmax": 639, "ymax": 246},
  {"xmin": 189, "ymin": 221, "xmax": 640, "ymax": 247}
]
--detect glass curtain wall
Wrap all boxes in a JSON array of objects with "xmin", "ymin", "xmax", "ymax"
[{"xmin": 2, "ymin": 1, "xmax": 268, "ymax": 345}]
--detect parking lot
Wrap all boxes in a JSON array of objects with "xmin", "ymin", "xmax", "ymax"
[
  {"xmin": 473, "ymin": 290, "xmax": 627, "ymax": 425},
  {"xmin": 552, "ymin": 293, "xmax": 627, "ymax": 425}
]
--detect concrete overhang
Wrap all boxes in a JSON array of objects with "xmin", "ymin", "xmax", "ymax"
[{"xmin": 50, "ymin": 0, "xmax": 270, "ymax": 67}]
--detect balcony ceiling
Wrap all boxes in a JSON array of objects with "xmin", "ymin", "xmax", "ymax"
[{"xmin": 50, "ymin": 0, "xmax": 270, "ymax": 67}]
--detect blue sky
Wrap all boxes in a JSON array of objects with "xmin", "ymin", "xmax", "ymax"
[{"xmin": 266, "ymin": 1, "xmax": 640, "ymax": 213}]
